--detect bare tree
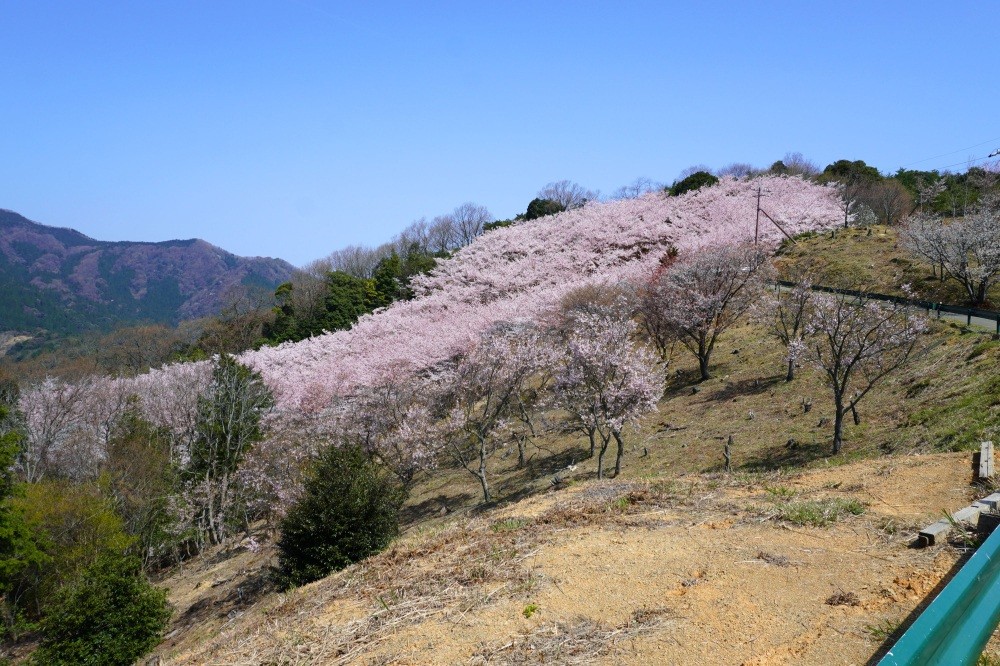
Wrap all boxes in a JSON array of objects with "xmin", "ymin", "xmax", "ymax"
[
  {"xmin": 781, "ymin": 152, "xmax": 820, "ymax": 177},
  {"xmin": 537, "ymin": 180, "xmax": 598, "ymax": 210},
  {"xmin": 611, "ymin": 177, "xmax": 663, "ymax": 200},
  {"xmin": 394, "ymin": 218, "xmax": 431, "ymax": 256},
  {"xmin": 325, "ymin": 244, "xmax": 386, "ymax": 279},
  {"xmin": 450, "ymin": 202, "xmax": 493, "ymax": 247},
  {"xmin": 643, "ymin": 243, "xmax": 771, "ymax": 380},
  {"xmin": 715, "ymin": 163, "xmax": 760, "ymax": 179},
  {"xmin": 863, "ymin": 179, "xmax": 913, "ymax": 226},
  {"xmin": 427, "ymin": 215, "xmax": 457, "ymax": 254},
  {"xmin": 806, "ymin": 293, "xmax": 925, "ymax": 454}
]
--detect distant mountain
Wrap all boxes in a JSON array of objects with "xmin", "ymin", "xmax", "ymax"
[{"xmin": 0, "ymin": 209, "xmax": 294, "ymax": 334}]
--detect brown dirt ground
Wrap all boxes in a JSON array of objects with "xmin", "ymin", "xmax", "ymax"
[{"xmin": 151, "ymin": 451, "xmax": 996, "ymax": 666}]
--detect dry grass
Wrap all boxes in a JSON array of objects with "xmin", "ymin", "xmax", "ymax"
[{"xmin": 470, "ymin": 607, "xmax": 673, "ymax": 665}]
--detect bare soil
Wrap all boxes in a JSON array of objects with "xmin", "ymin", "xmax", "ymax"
[{"xmin": 151, "ymin": 451, "xmax": 989, "ymax": 665}]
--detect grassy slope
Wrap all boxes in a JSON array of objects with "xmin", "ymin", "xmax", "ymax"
[
  {"xmin": 774, "ymin": 224, "xmax": 1000, "ymax": 308},
  {"xmin": 147, "ymin": 228, "xmax": 1000, "ymax": 665}
]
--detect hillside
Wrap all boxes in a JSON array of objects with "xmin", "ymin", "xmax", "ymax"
[
  {"xmin": 144, "ymin": 263, "xmax": 1000, "ymax": 663},
  {"xmin": 0, "ymin": 209, "xmax": 294, "ymax": 335},
  {"xmin": 150, "ymin": 452, "xmax": 985, "ymax": 665},
  {"xmin": 240, "ymin": 175, "xmax": 843, "ymax": 412},
  {"xmin": 10, "ymin": 175, "xmax": 1000, "ymax": 665}
]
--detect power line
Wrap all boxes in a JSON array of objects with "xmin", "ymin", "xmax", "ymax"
[
  {"xmin": 922, "ymin": 152, "xmax": 999, "ymax": 174},
  {"xmin": 900, "ymin": 136, "xmax": 1000, "ymax": 168}
]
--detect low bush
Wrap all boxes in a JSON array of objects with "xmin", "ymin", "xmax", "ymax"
[
  {"xmin": 31, "ymin": 554, "xmax": 170, "ymax": 666},
  {"xmin": 275, "ymin": 445, "xmax": 405, "ymax": 588}
]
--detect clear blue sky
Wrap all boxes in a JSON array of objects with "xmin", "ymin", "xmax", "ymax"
[{"xmin": 1, "ymin": 1, "xmax": 997, "ymax": 266}]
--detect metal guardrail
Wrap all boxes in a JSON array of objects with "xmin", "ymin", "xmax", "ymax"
[
  {"xmin": 877, "ymin": 519, "xmax": 1000, "ymax": 665},
  {"xmin": 775, "ymin": 281, "xmax": 1000, "ymax": 334}
]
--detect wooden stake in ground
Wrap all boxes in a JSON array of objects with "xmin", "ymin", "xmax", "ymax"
[{"xmin": 724, "ymin": 435, "xmax": 733, "ymax": 473}]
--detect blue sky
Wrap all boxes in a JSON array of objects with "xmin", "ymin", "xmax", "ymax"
[{"xmin": 1, "ymin": 1, "xmax": 997, "ymax": 266}]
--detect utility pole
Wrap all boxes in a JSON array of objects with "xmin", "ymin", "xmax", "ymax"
[
  {"xmin": 754, "ymin": 185, "xmax": 762, "ymax": 244},
  {"xmin": 754, "ymin": 185, "xmax": 795, "ymax": 243}
]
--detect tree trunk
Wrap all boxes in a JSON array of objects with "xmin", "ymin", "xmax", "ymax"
[
  {"xmin": 851, "ymin": 403, "xmax": 860, "ymax": 425},
  {"xmin": 516, "ymin": 436, "xmax": 526, "ymax": 469},
  {"xmin": 786, "ymin": 357, "xmax": 795, "ymax": 382},
  {"xmin": 588, "ymin": 428, "xmax": 596, "ymax": 458},
  {"xmin": 698, "ymin": 354, "xmax": 711, "ymax": 381},
  {"xmin": 478, "ymin": 441, "xmax": 491, "ymax": 502},
  {"xmin": 596, "ymin": 435, "xmax": 610, "ymax": 480},
  {"xmin": 832, "ymin": 404, "xmax": 845, "ymax": 454},
  {"xmin": 612, "ymin": 431, "xmax": 625, "ymax": 477}
]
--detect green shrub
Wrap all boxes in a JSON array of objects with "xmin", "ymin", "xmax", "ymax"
[
  {"xmin": 522, "ymin": 198, "xmax": 565, "ymax": 220},
  {"xmin": 31, "ymin": 554, "xmax": 170, "ymax": 666},
  {"xmin": 275, "ymin": 445, "xmax": 405, "ymax": 588},
  {"xmin": 669, "ymin": 171, "xmax": 719, "ymax": 196}
]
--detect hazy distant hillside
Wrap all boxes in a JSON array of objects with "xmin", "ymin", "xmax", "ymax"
[{"xmin": 0, "ymin": 209, "xmax": 294, "ymax": 334}]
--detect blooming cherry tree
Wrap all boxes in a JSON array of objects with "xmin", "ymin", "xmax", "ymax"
[
  {"xmin": 553, "ymin": 302, "xmax": 662, "ymax": 479},
  {"xmin": 642, "ymin": 243, "xmax": 771, "ymax": 380},
  {"xmin": 805, "ymin": 292, "xmax": 926, "ymax": 454},
  {"xmin": 756, "ymin": 277, "xmax": 814, "ymax": 381},
  {"xmin": 902, "ymin": 203, "xmax": 1000, "ymax": 305},
  {"xmin": 441, "ymin": 321, "xmax": 548, "ymax": 503}
]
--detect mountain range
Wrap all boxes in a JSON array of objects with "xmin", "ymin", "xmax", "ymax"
[{"xmin": 0, "ymin": 209, "xmax": 294, "ymax": 335}]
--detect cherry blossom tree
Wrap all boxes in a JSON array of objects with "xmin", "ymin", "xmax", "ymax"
[
  {"xmin": 901, "ymin": 203, "xmax": 1000, "ymax": 305},
  {"xmin": 642, "ymin": 243, "xmax": 771, "ymax": 381},
  {"xmin": 805, "ymin": 292, "xmax": 926, "ymax": 454},
  {"xmin": 553, "ymin": 302, "xmax": 662, "ymax": 479},
  {"xmin": 334, "ymin": 375, "xmax": 441, "ymax": 488},
  {"xmin": 441, "ymin": 321, "xmax": 548, "ymax": 503},
  {"xmin": 19, "ymin": 377, "xmax": 92, "ymax": 482},
  {"xmin": 16, "ymin": 176, "xmax": 844, "ymax": 506},
  {"xmin": 757, "ymin": 277, "xmax": 814, "ymax": 381}
]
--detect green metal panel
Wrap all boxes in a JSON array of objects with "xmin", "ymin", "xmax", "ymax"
[{"xmin": 878, "ymin": 522, "xmax": 1000, "ymax": 665}]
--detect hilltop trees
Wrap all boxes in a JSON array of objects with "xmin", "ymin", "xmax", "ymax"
[
  {"xmin": 537, "ymin": 180, "xmax": 597, "ymax": 210},
  {"xmin": 669, "ymin": 171, "xmax": 719, "ymax": 196}
]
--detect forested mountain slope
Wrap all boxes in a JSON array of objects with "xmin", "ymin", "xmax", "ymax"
[{"xmin": 0, "ymin": 209, "xmax": 293, "ymax": 334}]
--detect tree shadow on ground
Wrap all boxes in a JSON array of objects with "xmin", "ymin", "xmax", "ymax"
[
  {"xmin": 400, "ymin": 490, "xmax": 477, "ymax": 527},
  {"xmin": 702, "ymin": 374, "xmax": 787, "ymax": 403},
  {"xmin": 465, "ymin": 444, "xmax": 592, "ymax": 517},
  {"xmin": 739, "ymin": 439, "xmax": 832, "ymax": 472}
]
